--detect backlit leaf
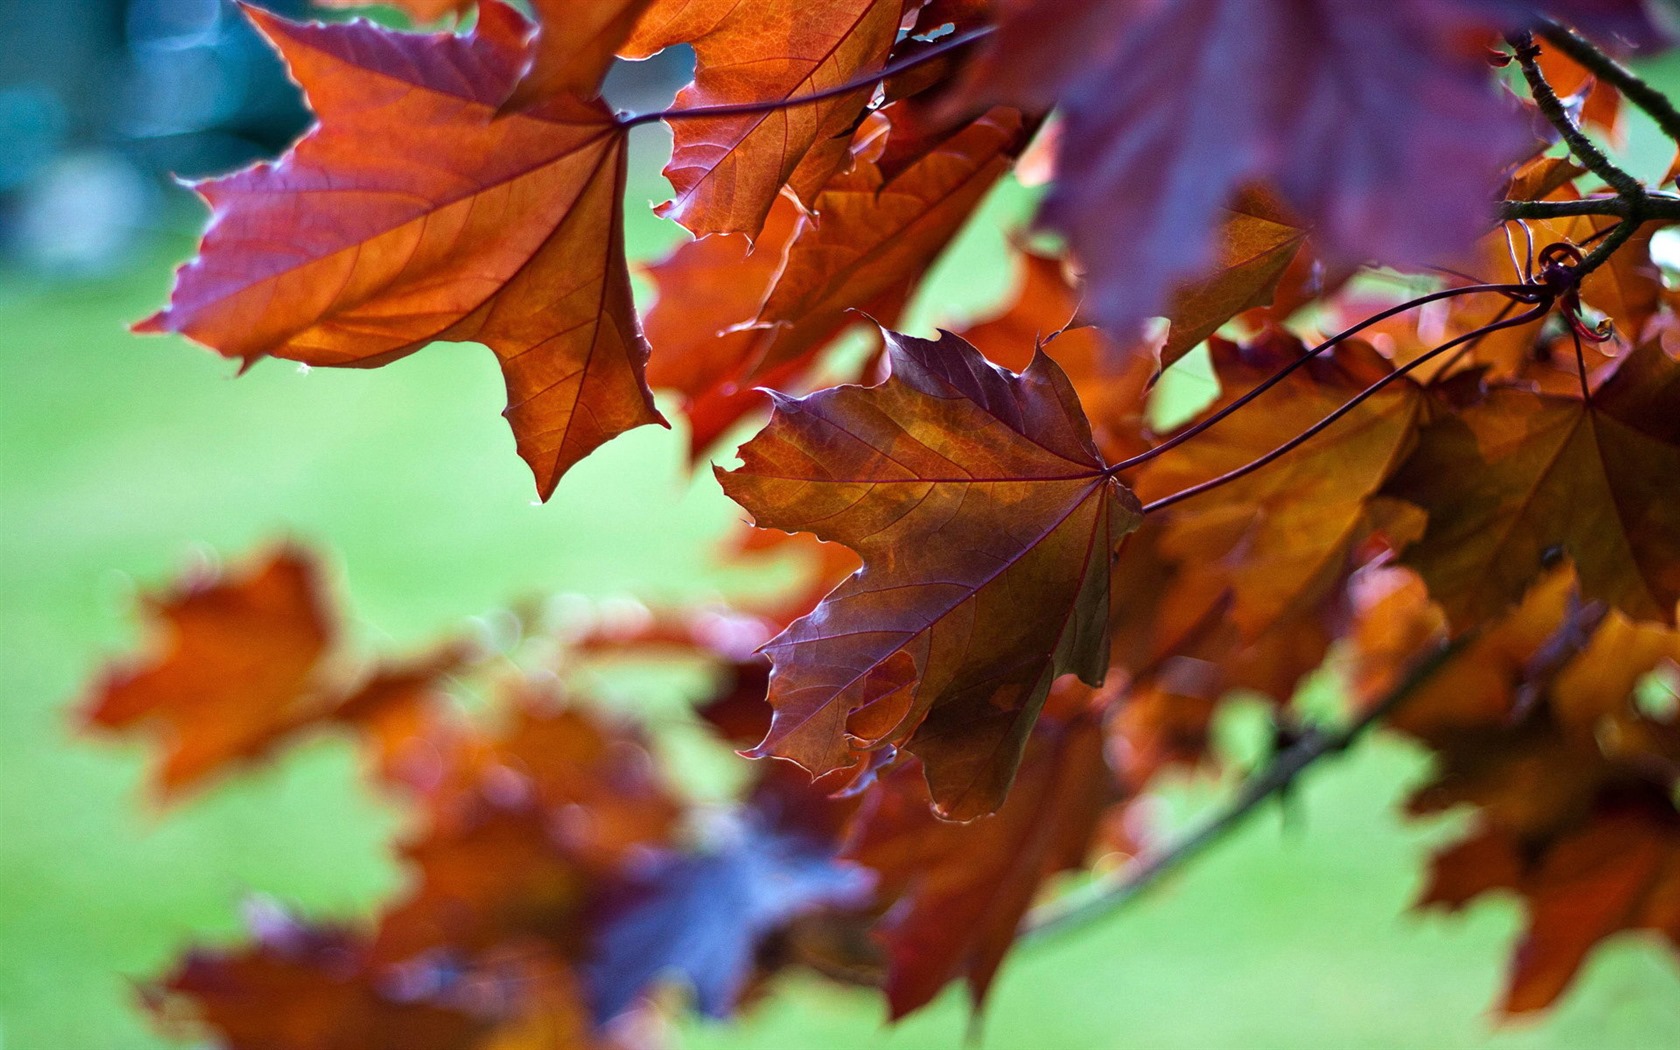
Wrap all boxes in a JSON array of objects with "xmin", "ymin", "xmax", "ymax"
[
  {"xmin": 1135, "ymin": 333, "xmax": 1424, "ymax": 642},
  {"xmin": 139, "ymin": 3, "xmax": 663, "ymax": 500},
  {"xmin": 81, "ymin": 546, "xmax": 336, "ymax": 798},
  {"xmin": 719, "ymin": 329, "xmax": 1141, "ymax": 819},
  {"xmin": 505, "ymin": 0, "xmax": 659, "ymax": 106},
  {"xmin": 623, "ymin": 0, "xmax": 902, "ymax": 238},
  {"xmin": 960, "ymin": 0, "xmax": 1540, "ymax": 345},
  {"xmin": 1387, "ymin": 338, "xmax": 1680, "ymax": 627}
]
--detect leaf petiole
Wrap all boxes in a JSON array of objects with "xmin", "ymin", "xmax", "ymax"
[
  {"xmin": 618, "ymin": 26, "xmax": 998, "ymax": 130},
  {"xmin": 1138, "ymin": 298, "xmax": 1554, "ymax": 514},
  {"xmin": 1104, "ymin": 281, "xmax": 1540, "ymax": 478}
]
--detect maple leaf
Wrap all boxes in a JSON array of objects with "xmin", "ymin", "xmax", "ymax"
[
  {"xmin": 1535, "ymin": 33, "xmax": 1623, "ymax": 134},
  {"xmin": 1504, "ymin": 153, "xmax": 1589, "ymax": 202},
  {"xmin": 153, "ymin": 904, "xmax": 607, "ymax": 1050},
  {"xmin": 622, "ymin": 0, "xmax": 902, "ymax": 238},
  {"xmin": 81, "ymin": 546, "xmax": 472, "ymax": 800},
  {"xmin": 959, "ymin": 203, "xmax": 1306, "ymax": 388},
  {"xmin": 154, "ymin": 914, "xmax": 493, "ymax": 1050},
  {"xmin": 641, "ymin": 195, "xmax": 817, "ymax": 459},
  {"xmin": 953, "ymin": 249, "xmax": 1156, "ymax": 465},
  {"xmin": 959, "ymin": 0, "xmax": 1544, "ymax": 344},
  {"xmin": 1386, "ymin": 338, "xmax": 1680, "ymax": 627},
  {"xmin": 845, "ymin": 698, "xmax": 1114, "ymax": 1015},
  {"xmin": 1157, "ymin": 192, "xmax": 1308, "ymax": 368},
  {"xmin": 81, "ymin": 546, "xmax": 336, "ymax": 798},
  {"xmin": 1350, "ymin": 561, "xmax": 1680, "ymax": 1012},
  {"xmin": 1354, "ymin": 564, "xmax": 1679, "ymax": 799},
  {"xmin": 643, "ymin": 106, "xmax": 1027, "ymax": 458},
  {"xmin": 413, "ymin": 686, "xmax": 682, "ymax": 861},
  {"xmin": 374, "ymin": 690, "xmax": 681, "ymax": 961},
  {"xmin": 1103, "ymin": 512, "xmax": 1340, "ymax": 762},
  {"xmin": 138, "ymin": 3, "xmax": 663, "ymax": 501},
  {"xmin": 744, "ymin": 106, "xmax": 1029, "ymax": 378},
  {"xmin": 504, "ymin": 0, "xmax": 659, "ymax": 108},
  {"xmin": 1350, "ymin": 566, "xmax": 1563, "ymax": 736},
  {"xmin": 719, "ymin": 328, "xmax": 1141, "ymax": 820},
  {"xmin": 1422, "ymin": 788, "xmax": 1680, "ymax": 1014}
]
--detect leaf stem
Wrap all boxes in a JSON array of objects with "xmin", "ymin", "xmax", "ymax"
[
  {"xmin": 1023, "ymin": 632, "xmax": 1476, "ymax": 941},
  {"xmin": 1137, "ymin": 299, "xmax": 1551, "ymax": 514},
  {"xmin": 1425, "ymin": 295, "xmax": 1520, "ymax": 381},
  {"xmin": 1104, "ymin": 283, "xmax": 1538, "ymax": 476},
  {"xmin": 618, "ymin": 26, "xmax": 997, "ymax": 130},
  {"xmin": 1537, "ymin": 19, "xmax": 1680, "ymax": 147}
]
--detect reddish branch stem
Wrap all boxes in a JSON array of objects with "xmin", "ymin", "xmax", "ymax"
[
  {"xmin": 1106, "ymin": 283, "xmax": 1538, "ymax": 477},
  {"xmin": 619, "ymin": 27, "xmax": 997, "ymax": 129},
  {"xmin": 1139, "ymin": 300, "xmax": 1552, "ymax": 514}
]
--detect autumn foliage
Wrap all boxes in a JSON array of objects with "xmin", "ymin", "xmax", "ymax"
[{"xmin": 77, "ymin": 0, "xmax": 1680, "ymax": 1045}]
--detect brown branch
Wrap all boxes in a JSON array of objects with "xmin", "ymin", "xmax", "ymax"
[
  {"xmin": 1023, "ymin": 633, "xmax": 1478, "ymax": 942},
  {"xmin": 1508, "ymin": 31, "xmax": 1646, "ymax": 201},
  {"xmin": 1503, "ymin": 32, "xmax": 1650, "ymax": 280}
]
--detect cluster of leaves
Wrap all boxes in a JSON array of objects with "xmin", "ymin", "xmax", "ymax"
[
  {"xmin": 83, "ymin": 541, "xmax": 1117, "ymax": 1043},
  {"xmin": 92, "ymin": 0, "xmax": 1680, "ymax": 1043}
]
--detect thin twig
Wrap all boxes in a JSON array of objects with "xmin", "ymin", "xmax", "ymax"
[
  {"xmin": 1024, "ymin": 634, "xmax": 1476, "ymax": 941},
  {"xmin": 1509, "ymin": 31, "xmax": 1647, "ymax": 201},
  {"xmin": 1538, "ymin": 18, "xmax": 1680, "ymax": 147},
  {"xmin": 619, "ymin": 27, "xmax": 995, "ymax": 129}
]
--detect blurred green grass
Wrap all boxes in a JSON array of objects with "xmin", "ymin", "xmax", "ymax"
[{"xmin": 3, "ymin": 153, "xmax": 1680, "ymax": 1050}]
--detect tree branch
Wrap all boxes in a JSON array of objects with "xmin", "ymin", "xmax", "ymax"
[
  {"xmin": 1023, "ymin": 633, "xmax": 1477, "ymax": 942},
  {"xmin": 1509, "ymin": 31, "xmax": 1646, "ymax": 201},
  {"xmin": 1537, "ymin": 18, "xmax": 1680, "ymax": 148}
]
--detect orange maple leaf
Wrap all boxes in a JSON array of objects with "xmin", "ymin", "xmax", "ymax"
[
  {"xmin": 505, "ymin": 0, "xmax": 660, "ymax": 107},
  {"xmin": 138, "ymin": 3, "xmax": 664, "ymax": 500},
  {"xmin": 1135, "ymin": 333, "xmax": 1425, "ymax": 642},
  {"xmin": 642, "ymin": 106, "xmax": 1027, "ymax": 457},
  {"xmin": 81, "ymin": 546, "xmax": 336, "ymax": 797},
  {"xmin": 81, "ymin": 546, "xmax": 466, "ymax": 800}
]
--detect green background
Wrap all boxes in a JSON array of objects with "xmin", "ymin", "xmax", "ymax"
[{"xmin": 5, "ymin": 59, "xmax": 1680, "ymax": 1050}]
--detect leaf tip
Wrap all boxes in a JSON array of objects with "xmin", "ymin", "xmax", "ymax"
[{"xmin": 131, "ymin": 312, "xmax": 169, "ymax": 336}]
